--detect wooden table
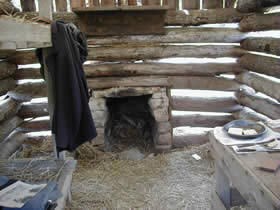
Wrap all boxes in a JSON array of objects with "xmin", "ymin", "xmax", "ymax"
[{"xmin": 209, "ymin": 128, "xmax": 280, "ymax": 210}]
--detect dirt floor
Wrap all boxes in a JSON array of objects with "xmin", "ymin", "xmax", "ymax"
[{"xmin": 68, "ymin": 144, "xmax": 215, "ymax": 210}]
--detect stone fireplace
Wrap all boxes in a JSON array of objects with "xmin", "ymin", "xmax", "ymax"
[{"xmin": 89, "ymin": 87, "xmax": 172, "ymax": 152}]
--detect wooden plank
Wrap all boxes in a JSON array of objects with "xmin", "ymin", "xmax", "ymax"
[
  {"xmin": 236, "ymin": 71, "xmax": 280, "ymax": 101},
  {"xmin": 88, "ymin": 45, "xmax": 245, "ymax": 61},
  {"xmin": 0, "ymin": 16, "xmax": 51, "ymax": 49},
  {"xmin": 171, "ymin": 94, "xmax": 242, "ymax": 112},
  {"xmin": 172, "ymin": 111, "xmax": 234, "ymax": 127},
  {"xmin": 169, "ymin": 76, "xmax": 241, "ymax": 91},
  {"xmin": 0, "ymin": 61, "xmax": 17, "ymax": 80},
  {"xmin": 241, "ymin": 38, "xmax": 280, "ymax": 56},
  {"xmin": 210, "ymin": 131, "xmax": 280, "ymax": 210},
  {"xmin": 84, "ymin": 62, "xmax": 245, "ymax": 77},
  {"xmin": 238, "ymin": 53, "xmax": 280, "ymax": 79},
  {"xmin": 203, "ymin": 0, "xmax": 223, "ymax": 9},
  {"xmin": 87, "ymin": 76, "xmax": 169, "ymax": 89},
  {"xmin": 20, "ymin": 0, "xmax": 36, "ymax": 12},
  {"xmin": 173, "ymin": 127, "xmax": 212, "ymax": 147},
  {"xmin": 88, "ymin": 27, "xmax": 246, "ymax": 44},
  {"xmin": 233, "ymin": 107, "xmax": 272, "ymax": 122},
  {"xmin": 55, "ymin": 0, "xmax": 68, "ymax": 12},
  {"xmin": 0, "ymin": 97, "xmax": 20, "ymax": 123},
  {"xmin": 183, "ymin": 0, "xmax": 199, "ymax": 9},
  {"xmin": 236, "ymin": 88, "xmax": 280, "ymax": 120},
  {"xmin": 239, "ymin": 13, "xmax": 280, "ymax": 32}
]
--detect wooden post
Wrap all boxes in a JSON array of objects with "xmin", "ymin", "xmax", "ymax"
[
  {"xmin": 203, "ymin": 0, "xmax": 223, "ymax": 9},
  {"xmin": 20, "ymin": 0, "xmax": 36, "ymax": 12},
  {"xmin": 183, "ymin": 0, "xmax": 199, "ymax": 9},
  {"xmin": 38, "ymin": 0, "xmax": 65, "ymax": 160},
  {"xmin": 55, "ymin": 0, "xmax": 68, "ymax": 12}
]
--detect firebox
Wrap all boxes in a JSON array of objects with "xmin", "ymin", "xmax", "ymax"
[{"xmin": 89, "ymin": 87, "xmax": 172, "ymax": 152}]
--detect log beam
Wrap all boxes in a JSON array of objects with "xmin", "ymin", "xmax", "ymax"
[
  {"xmin": 241, "ymin": 38, "xmax": 280, "ymax": 56},
  {"xmin": 236, "ymin": 0, "xmax": 280, "ymax": 12},
  {"xmin": 0, "ymin": 116, "xmax": 23, "ymax": 142},
  {"xmin": 84, "ymin": 63, "xmax": 245, "ymax": 77},
  {"xmin": 88, "ymin": 28, "xmax": 246, "ymax": 44},
  {"xmin": 18, "ymin": 102, "xmax": 49, "ymax": 119},
  {"xmin": 171, "ymin": 94, "xmax": 242, "ymax": 112},
  {"xmin": 13, "ymin": 68, "xmax": 42, "ymax": 80},
  {"xmin": 235, "ymin": 88, "xmax": 280, "ymax": 119},
  {"xmin": 0, "ymin": 78, "xmax": 16, "ymax": 96},
  {"xmin": 169, "ymin": 76, "xmax": 241, "ymax": 91},
  {"xmin": 7, "ymin": 50, "xmax": 38, "ymax": 65},
  {"xmin": 172, "ymin": 111, "xmax": 234, "ymax": 128},
  {"xmin": 18, "ymin": 117, "xmax": 50, "ymax": 133},
  {"xmin": 236, "ymin": 71, "xmax": 280, "ymax": 101},
  {"xmin": 238, "ymin": 53, "xmax": 280, "ymax": 78},
  {"xmin": 233, "ymin": 107, "xmax": 272, "ymax": 122},
  {"xmin": 239, "ymin": 13, "xmax": 280, "ymax": 32},
  {"xmin": 88, "ymin": 45, "xmax": 245, "ymax": 61},
  {"xmin": 0, "ymin": 97, "xmax": 20, "ymax": 122},
  {"xmin": 173, "ymin": 127, "xmax": 212, "ymax": 147},
  {"xmin": 8, "ymin": 82, "xmax": 47, "ymax": 102},
  {"xmin": 0, "ymin": 61, "xmax": 17, "ymax": 80}
]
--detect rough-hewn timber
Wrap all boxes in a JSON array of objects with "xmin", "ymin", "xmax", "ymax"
[
  {"xmin": 238, "ymin": 53, "xmax": 280, "ymax": 78},
  {"xmin": 17, "ymin": 117, "xmax": 50, "ymax": 132},
  {"xmin": 0, "ymin": 116, "xmax": 23, "ymax": 142},
  {"xmin": 239, "ymin": 13, "xmax": 280, "ymax": 32},
  {"xmin": 236, "ymin": 0, "xmax": 280, "ymax": 12},
  {"xmin": 236, "ymin": 71, "xmax": 280, "ymax": 101},
  {"xmin": 171, "ymin": 95, "xmax": 242, "ymax": 112},
  {"xmin": 0, "ymin": 78, "xmax": 16, "ymax": 96},
  {"xmin": 14, "ymin": 68, "xmax": 42, "ymax": 80},
  {"xmin": 241, "ymin": 38, "xmax": 280, "ymax": 56},
  {"xmin": 0, "ymin": 61, "xmax": 17, "ymax": 80},
  {"xmin": 236, "ymin": 88, "xmax": 280, "ymax": 119},
  {"xmin": 18, "ymin": 102, "xmax": 49, "ymax": 118},
  {"xmin": 0, "ymin": 97, "xmax": 19, "ymax": 122}
]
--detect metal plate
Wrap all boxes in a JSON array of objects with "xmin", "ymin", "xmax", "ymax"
[{"xmin": 224, "ymin": 120, "xmax": 267, "ymax": 139}]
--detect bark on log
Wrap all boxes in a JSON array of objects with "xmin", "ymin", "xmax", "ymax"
[
  {"xmin": 203, "ymin": 0, "xmax": 223, "ymax": 9},
  {"xmin": 7, "ymin": 50, "xmax": 38, "ymax": 65},
  {"xmin": 84, "ymin": 63, "xmax": 245, "ymax": 77},
  {"xmin": 165, "ymin": 8, "xmax": 250, "ymax": 25},
  {"xmin": 88, "ymin": 45, "xmax": 245, "ymax": 61},
  {"xmin": 239, "ymin": 13, "xmax": 280, "ymax": 32},
  {"xmin": 14, "ymin": 68, "xmax": 42, "ymax": 80},
  {"xmin": 0, "ymin": 116, "xmax": 23, "ymax": 141},
  {"xmin": 171, "ymin": 94, "xmax": 242, "ymax": 112},
  {"xmin": 238, "ymin": 53, "xmax": 280, "ymax": 78},
  {"xmin": 236, "ymin": 71, "xmax": 280, "ymax": 101},
  {"xmin": 233, "ymin": 107, "xmax": 272, "ymax": 122},
  {"xmin": 173, "ymin": 127, "xmax": 212, "ymax": 147},
  {"xmin": 20, "ymin": 0, "xmax": 36, "ymax": 12},
  {"xmin": 8, "ymin": 82, "xmax": 47, "ymax": 102},
  {"xmin": 0, "ymin": 78, "xmax": 16, "ymax": 96},
  {"xmin": 236, "ymin": 0, "xmax": 280, "ymax": 12},
  {"xmin": 0, "ymin": 61, "xmax": 17, "ymax": 80},
  {"xmin": 18, "ymin": 102, "xmax": 49, "ymax": 119},
  {"xmin": 88, "ymin": 28, "xmax": 246, "ymax": 44},
  {"xmin": 172, "ymin": 111, "xmax": 234, "ymax": 128},
  {"xmin": 169, "ymin": 76, "xmax": 241, "ymax": 91},
  {"xmin": 0, "ymin": 131, "xmax": 27, "ymax": 159},
  {"xmin": 241, "ymin": 38, "xmax": 280, "ymax": 56},
  {"xmin": 0, "ymin": 97, "xmax": 20, "ymax": 122},
  {"xmin": 236, "ymin": 88, "xmax": 280, "ymax": 119},
  {"xmin": 0, "ymin": 0, "xmax": 19, "ymax": 15},
  {"xmin": 18, "ymin": 117, "xmax": 50, "ymax": 132},
  {"xmin": 87, "ymin": 76, "xmax": 169, "ymax": 89},
  {"xmin": 55, "ymin": 0, "xmax": 67, "ymax": 12}
]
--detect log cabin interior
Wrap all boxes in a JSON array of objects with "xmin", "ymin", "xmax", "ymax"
[{"xmin": 0, "ymin": 0, "xmax": 280, "ymax": 209}]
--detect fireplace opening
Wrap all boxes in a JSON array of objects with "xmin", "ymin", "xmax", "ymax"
[{"xmin": 104, "ymin": 95, "xmax": 157, "ymax": 152}]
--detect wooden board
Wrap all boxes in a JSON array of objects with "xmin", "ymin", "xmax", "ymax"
[{"xmin": 210, "ymin": 131, "xmax": 280, "ymax": 210}]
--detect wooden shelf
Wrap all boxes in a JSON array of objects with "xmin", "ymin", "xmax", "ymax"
[{"xmin": 0, "ymin": 16, "xmax": 51, "ymax": 50}]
